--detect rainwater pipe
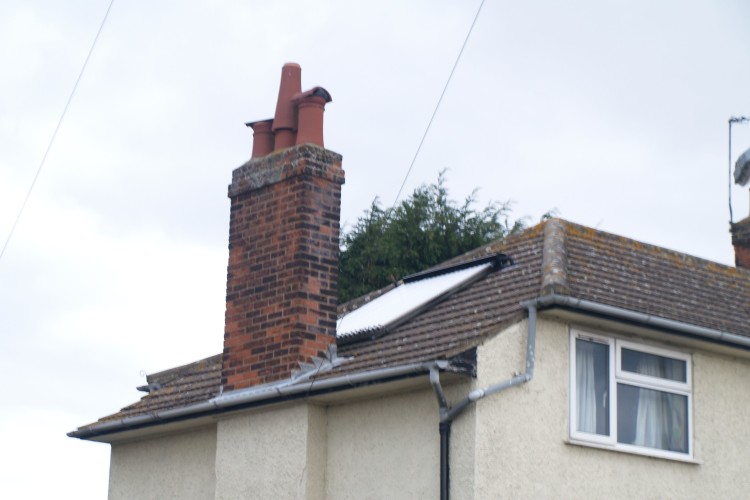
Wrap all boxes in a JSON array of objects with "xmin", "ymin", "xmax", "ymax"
[{"xmin": 429, "ymin": 301, "xmax": 537, "ymax": 500}]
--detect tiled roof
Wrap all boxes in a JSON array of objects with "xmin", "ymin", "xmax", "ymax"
[
  {"xmin": 564, "ymin": 222, "xmax": 750, "ymax": 336},
  {"xmin": 72, "ymin": 219, "xmax": 750, "ymax": 434},
  {"xmin": 332, "ymin": 226, "xmax": 546, "ymax": 374},
  {"xmin": 75, "ymin": 355, "xmax": 222, "ymax": 431}
]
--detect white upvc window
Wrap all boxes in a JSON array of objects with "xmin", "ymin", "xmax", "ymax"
[{"xmin": 570, "ymin": 329, "xmax": 692, "ymax": 461}]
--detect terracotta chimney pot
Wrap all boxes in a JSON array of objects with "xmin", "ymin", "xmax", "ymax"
[
  {"xmin": 272, "ymin": 63, "xmax": 302, "ymax": 150},
  {"xmin": 294, "ymin": 87, "xmax": 332, "ymax": 148},
  {"xmin": 246, "ymin": 119, "xmax": 274, "ymax": 158}
]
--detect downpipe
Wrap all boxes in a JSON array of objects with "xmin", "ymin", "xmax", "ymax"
[
  {"xmin": 439, "ymin": 422, "xmax": 451, "ymax": 500},
  {"xmin": 430, "ymin": 302, "xmax": 537, "ymax": 500}
]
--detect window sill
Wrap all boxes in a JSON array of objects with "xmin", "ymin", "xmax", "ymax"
[{"xmin": 565, "ymin": 438, "xmax": 702, "ymax": 465}]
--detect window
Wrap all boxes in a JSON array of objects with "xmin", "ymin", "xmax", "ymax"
[{"xmin": 570, "ymin": 329, "xmax": 692, "ymax": 460}]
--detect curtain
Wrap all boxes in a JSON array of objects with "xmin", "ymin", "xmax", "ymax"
[
  {"xmin": 633, "ymin": 356, "xmax": 664, "ymax": 448},
  {"xmin": 632, "ymin": 355, "xmax": 687, "ymax": 452},
  {"xmin": 576, "ymin": 340, "xmax": 598, "ymax": 433},
  {"xmin": 576, "ymin": 339, "xmax": 611, "ymax": 435}
]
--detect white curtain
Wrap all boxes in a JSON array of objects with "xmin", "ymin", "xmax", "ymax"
[
  {"xmin": 633, "ymin": 356, "xmax": 663, "ymax": 448},
  {"xmin": 576, "ymin": 341, "xmax": 598, "ymax": 434},
  {"xmin": 633, "ymin": 356, "xmax": 686, "ymax": 452}
]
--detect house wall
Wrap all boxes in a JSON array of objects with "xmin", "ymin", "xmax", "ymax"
[
  {"xmin": 108, "ymin": 425, "xmax": 216, "ymax": 500},
  {"xmin": 211, "ymin": 382, "xmax": 474, "ymax": 500},
  {"xmin": 472, "ymin": 317, "xmax": 750, "ymax": 499},
  {"xmin": 214, "ymin": 403, "xmax": 327, "ymax": 500},
  {"xmin": 325, "ymin": 388, "xmax": 446, "ymax": 500},
  {"xmin": 212, "ymin": 383, "xmax": 476, "ymax": 500},
  {"xmin": 105, "ymin": 387, "xmax": 469, "ymax": 500},
  {"xmin": 105, "ymin": 317, "xmax": 750, "ymax": 499}
]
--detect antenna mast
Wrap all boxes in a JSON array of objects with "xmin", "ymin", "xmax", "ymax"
[{"xmin": 728, "ymin": 116, "xmax": 749, "ymax": 224}]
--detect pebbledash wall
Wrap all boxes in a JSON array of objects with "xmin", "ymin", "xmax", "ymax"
[
  {"xmin": 473, "ymin": 316, "xmax": 750, "ymax": 499},
  {"xmin": 106, "ymin": 314, "xmax": 750, "ymax": 499},
  {"xmin": 108, "ymin": 426, "xmax": 217, "ymax": 500}
]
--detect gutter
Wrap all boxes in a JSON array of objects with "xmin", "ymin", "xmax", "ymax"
[
  {"xmin": 535, "ymin": 293, "xmax": 750, "ymax": 350},
  {"xmin": 69, "ymin": 361, "xmax": 441, "ymax": 440}
]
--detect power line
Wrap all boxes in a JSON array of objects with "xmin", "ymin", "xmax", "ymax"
[
  {"xmin": 0, "ymin": 0, "xmax": 116, "ymax": 263},
  {"xmin": 390, "ymin": 0, "xmax": 487, "ymax": 210}
]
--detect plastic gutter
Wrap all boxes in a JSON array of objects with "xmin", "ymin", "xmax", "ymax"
[
  {"xmin": 535, "ymin": 293, "xmax": 750, "ymax": 350},
  {"xmin": 68, "ymin": 361, "xmax": 444, "ymax": 440}
]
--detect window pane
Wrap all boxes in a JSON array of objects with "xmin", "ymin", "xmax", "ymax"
[
  {"xmin": 617, "ymin": 384, "xmax": 688, "ymax": 453},
  {"xmin": 621, "ymin": 348, "xmax": 686, "ymax": 382},
  {"xmin": 576, "ymin": 339, "xmax": 609, "ymax": 435}
]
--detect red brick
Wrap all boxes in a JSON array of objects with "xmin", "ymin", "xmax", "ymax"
[{"xmin": 222, "ymin": 144, "xmax": 344, "ymax": 390}]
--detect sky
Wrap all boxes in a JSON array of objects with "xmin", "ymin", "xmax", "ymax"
[{"xmin": 1, "ymin": 1, "xmax": 749, "ymax": 498}]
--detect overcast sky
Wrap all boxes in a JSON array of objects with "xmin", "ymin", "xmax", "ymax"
[{"xmin": 1, "ymin": 1, "xmax": 749, "ymax": 498}]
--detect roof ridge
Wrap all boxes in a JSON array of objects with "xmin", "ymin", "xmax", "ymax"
[{"xmin": 540, "ymin": 218, "xmax": 569, "ymax": 295}]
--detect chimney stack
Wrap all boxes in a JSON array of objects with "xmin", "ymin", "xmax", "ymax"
[
  {"xmin": 732, "ymin": 215, "xmax": 750, "ymax": 270},
  {"xmin": 222, "ymin": 64, "xmax": 344, "ymax": 391},
  {"xmin": 732, "ymin": 147, "xmax": 750, "ymax": 270}
]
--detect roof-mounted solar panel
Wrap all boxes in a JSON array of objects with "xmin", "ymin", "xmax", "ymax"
[{"xmin": 337, "ymin": 254, "xmax": 511, "ymax": 344}]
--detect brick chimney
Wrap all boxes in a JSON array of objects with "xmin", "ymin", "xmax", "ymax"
[
  {"xmin": 732, "ymin": 147, "xmax": 750, "ymax": 270},
  {"xmin": 222, "ymin": 63, "xmax": 343, "ymax": 391},
  {"xmin": 732, "ymin": 216, "xmax": 750, "ymax": 270}
]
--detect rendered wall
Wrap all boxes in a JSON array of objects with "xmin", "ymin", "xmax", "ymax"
[
  {"xmin": 214, "ymin": 403, "xmax": 326, "ymax": 500},
  {"xmin": 108, "ymin": 426, "xmax": 217, "ymax": 500},
  {"xmin": 325, "ymin": 388, "xmax": 444, "ymax": 500},
  {"xmin": 473, "ymin": 318, "xmax": 750, "ymax": 499},
  {"xmin": 105, "ymin": 386, "xmax": 469, "ymax": 500}
]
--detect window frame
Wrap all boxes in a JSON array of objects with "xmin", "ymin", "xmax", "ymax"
[{"xmin": 569, "ymin": 328, "xmax": 694, "ymax": 461}]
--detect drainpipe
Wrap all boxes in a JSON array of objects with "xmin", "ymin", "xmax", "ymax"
[
  {"xmin": 430, "ymin": 302, "xmax": 537, "ymax": 500},
  {"xmin": 439, "ymin": 421, "xmax": 451, "ymax": 500}
]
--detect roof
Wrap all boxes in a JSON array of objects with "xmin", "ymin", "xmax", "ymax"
[
  {"xmin": 95, "ymin": 355, "xmax": 223, "ymax": 424},
  {"xmin": 71, "ymin": 218, "xmax": 750, "ymax": 436}
]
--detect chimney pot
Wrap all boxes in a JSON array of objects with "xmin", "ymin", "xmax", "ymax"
[
  {"xmin": 294, "ymin": 87, "xmax": 332, "ymax": 148},
  {"xmin": 246, "ymin": 119, "xmax": 274, "ymax": 158},
  {"xmin": 272, "ymin": 63, "xmax": 302, "ymax": 150}
]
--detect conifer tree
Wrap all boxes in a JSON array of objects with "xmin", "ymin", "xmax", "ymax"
[{"xmin": 338, "ymin": 172, "xmax": 526, "ymax": 302}]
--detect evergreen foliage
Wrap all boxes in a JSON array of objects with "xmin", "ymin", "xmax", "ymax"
[{"xmin": 338, "ymin": 172, "xmax": 526, "ymax": 303}]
